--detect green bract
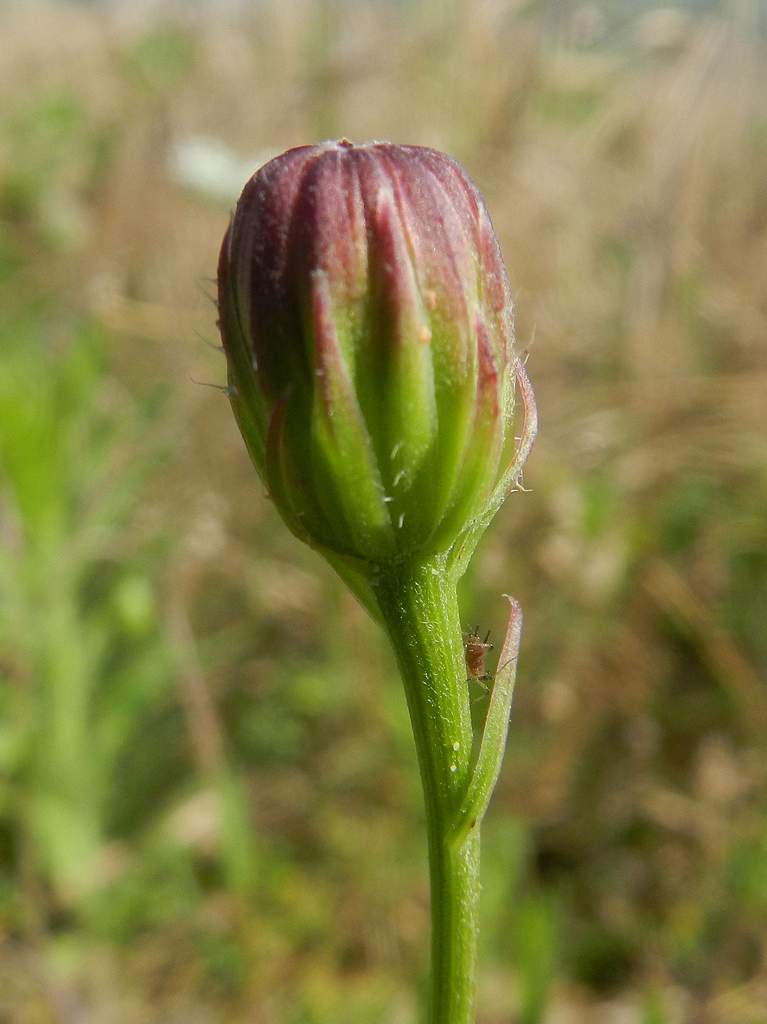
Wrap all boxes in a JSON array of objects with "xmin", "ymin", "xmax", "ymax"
[{"xmin": 217, "ymin": 140, "xmax": 533, "ymax": 583}]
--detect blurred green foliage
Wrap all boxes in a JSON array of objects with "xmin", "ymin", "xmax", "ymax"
[{"xmin": 1, "ymin": 2, "xmax": 766, "ymax": 1021}]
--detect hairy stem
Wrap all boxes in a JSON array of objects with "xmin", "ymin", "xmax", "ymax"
[{"xmin": 372, "ymin": 555, "xmax": 480, "ymax": 1024}]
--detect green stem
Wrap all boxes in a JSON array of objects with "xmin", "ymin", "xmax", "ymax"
[{"xmin": 372, "ymin": 555, "xmax": 480, "ymax": 1024}]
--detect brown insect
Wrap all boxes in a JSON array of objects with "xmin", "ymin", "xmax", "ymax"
[{"xmin": 463, "ymin": 626, "xmax": 494, "ymax": 692}]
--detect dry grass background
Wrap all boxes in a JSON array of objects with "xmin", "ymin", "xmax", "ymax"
[{"xmin": 1, "ymin": 1, "xmax": 766, "ymax": 1021}]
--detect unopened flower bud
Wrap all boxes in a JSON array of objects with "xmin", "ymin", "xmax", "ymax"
[{"xmin": 217, "ymin": 140, "xmax": 532, "ymax": 574}]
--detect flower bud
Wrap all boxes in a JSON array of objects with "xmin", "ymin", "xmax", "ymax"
[{"xmin": 217, "ymin": 140, "xmax": 530, "ymax": 572}]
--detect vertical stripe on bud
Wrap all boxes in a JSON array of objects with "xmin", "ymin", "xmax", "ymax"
[
  {"xmin": 308, "ymin": 269, "xmax": 393, "ymax": 559},
  {"xmin": 369, "ymin": 187, "xmax": 437, "ymax": 539}
]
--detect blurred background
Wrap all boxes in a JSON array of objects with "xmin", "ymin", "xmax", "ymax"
[{"xmin": 1, "ymin": 0, "xmax": 766, "ymax": 1021}]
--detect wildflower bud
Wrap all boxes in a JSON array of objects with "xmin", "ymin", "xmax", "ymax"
[{"xmin": 218, "ymin": 140, "xmax": 526, "ymax": 571}]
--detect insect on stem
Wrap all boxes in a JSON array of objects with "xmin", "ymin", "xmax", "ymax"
[{"xmin": 463, "ymin": 626, "xmax": 494, "ymax": 693}]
